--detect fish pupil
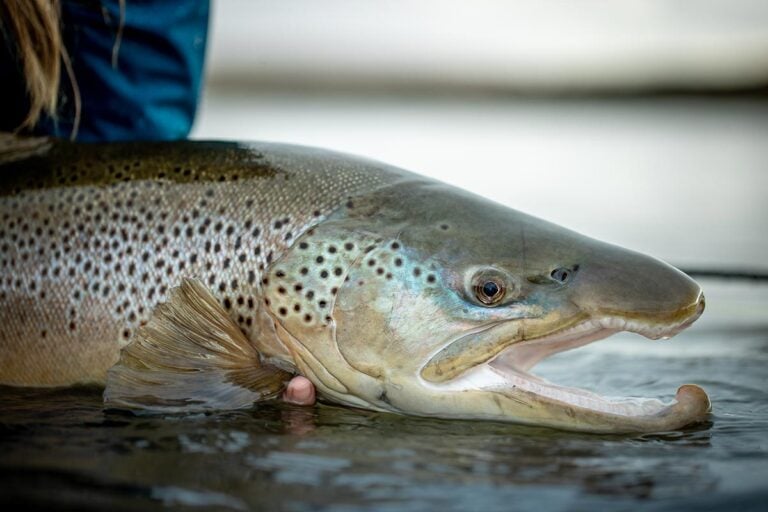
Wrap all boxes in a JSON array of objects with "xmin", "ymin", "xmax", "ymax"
[{"xmin": 482, "ymin": 281, "xmax": 499, "ymax": 298}]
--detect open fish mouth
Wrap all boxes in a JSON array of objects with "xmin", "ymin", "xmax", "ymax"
[
  {"xmin": 489, "ymin": 317, "xmax": 698, "ymax": 417},
  {"xmin": 427, "ymin": 297, "xmax": 710, "ymax": 432}
]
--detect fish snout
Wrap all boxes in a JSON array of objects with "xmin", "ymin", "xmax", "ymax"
[{"xmin": 570, "ymin": 246, "xmax": 705, "ymax": 334}]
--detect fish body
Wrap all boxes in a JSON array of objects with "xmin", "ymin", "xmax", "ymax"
[
  {"xmin": 0, "ymin": 136, "xmax": 709, "ymax": 432},
  {"xmin": 0, "ymin": 138, "xmax": 405, "ymax": 385}
]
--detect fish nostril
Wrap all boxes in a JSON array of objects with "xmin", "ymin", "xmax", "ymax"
[{"xmin": 550, "ymin": 267, "xmax": 571, "ymax": 284}]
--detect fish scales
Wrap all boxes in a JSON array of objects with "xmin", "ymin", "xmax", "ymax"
[{"xmin": 0, "ymin": 139, "xmax": 401, "ymax": 386}]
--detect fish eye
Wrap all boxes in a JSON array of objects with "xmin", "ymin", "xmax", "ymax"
[
  {"xmin": 467, "ymin": 268, "xmax": 515, "ymax": 307},
  {"xmin": 550, "ymin": 267, "xmax": 571, "ymax": 284},
  {"xmin": 474, "ymin": 278, "xmax": 505, "ymax": 306}
]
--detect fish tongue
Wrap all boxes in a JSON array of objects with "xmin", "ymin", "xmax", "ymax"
[{"xmin": 104, "ymin": 278, "xmax": 293, "ymax": 414}]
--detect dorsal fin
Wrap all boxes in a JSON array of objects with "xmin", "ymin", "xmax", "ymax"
[
  {"xmin": 104, "ymin": 278, "xmax": 293, "ymax": 413},
  {"xmin": 0, "ymin": 132, "xmax": 53, "ymax": 165}
]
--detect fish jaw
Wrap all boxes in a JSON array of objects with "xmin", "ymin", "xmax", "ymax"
[{"xmin": 414, "ymin": 296, "xmax": 710, "ymax": 434}]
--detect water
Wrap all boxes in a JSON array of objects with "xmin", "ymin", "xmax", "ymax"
[{"xmin": 1, "ymin": 279, "xmax": 766, "ymax": 511}]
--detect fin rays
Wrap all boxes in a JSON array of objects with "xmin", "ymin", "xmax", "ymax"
[{"xmin": 104, "ymin": 278, "xmax": 292, "ymax": 413}]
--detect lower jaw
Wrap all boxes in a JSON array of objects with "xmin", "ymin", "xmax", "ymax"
[{"xmin": 488, "ymin": 381, "xmax": 711, "ymax": 433}]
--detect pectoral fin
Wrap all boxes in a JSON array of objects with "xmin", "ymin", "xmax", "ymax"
[{"xmin": 104, "ymin": 278, "xmax": 293, "ymax": 413}]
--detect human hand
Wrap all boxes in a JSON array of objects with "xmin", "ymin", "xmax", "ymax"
[{"xmin": 282, "ymin": 376, "xmax": 316, "ymax": 405}]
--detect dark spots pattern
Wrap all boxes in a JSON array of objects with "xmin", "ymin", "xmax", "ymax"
[{"xmin": 1, "ymin": 163, "xmax": 391, "ymax": 347}]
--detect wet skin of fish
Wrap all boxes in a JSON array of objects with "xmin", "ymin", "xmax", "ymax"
[{"xmin": 0, "ymin": 136, "xmax": 709, "ymax": 433}]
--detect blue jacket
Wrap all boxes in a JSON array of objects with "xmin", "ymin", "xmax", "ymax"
[{"xmin": 1, "ymin": 0, "xmax": 209, "ymax": 141}]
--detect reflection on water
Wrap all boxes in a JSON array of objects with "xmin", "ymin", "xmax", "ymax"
[{"xmin": 1, "ymin": 280, "xmax": 767, "ymax": 511}]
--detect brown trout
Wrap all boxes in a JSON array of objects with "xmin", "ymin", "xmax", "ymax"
[{"xmin": 0, "ymin": 134, "xmax": 709, "ymax": 433}]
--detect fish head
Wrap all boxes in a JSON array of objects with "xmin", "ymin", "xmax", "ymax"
[{"xmin": 266, "ymin": 179, "xmax": 708, "ymax": 433}]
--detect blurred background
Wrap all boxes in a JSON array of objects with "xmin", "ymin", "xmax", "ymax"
[{"xmin": 192, "ymin": 0, "xmax": 768, "ymax": 273}]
